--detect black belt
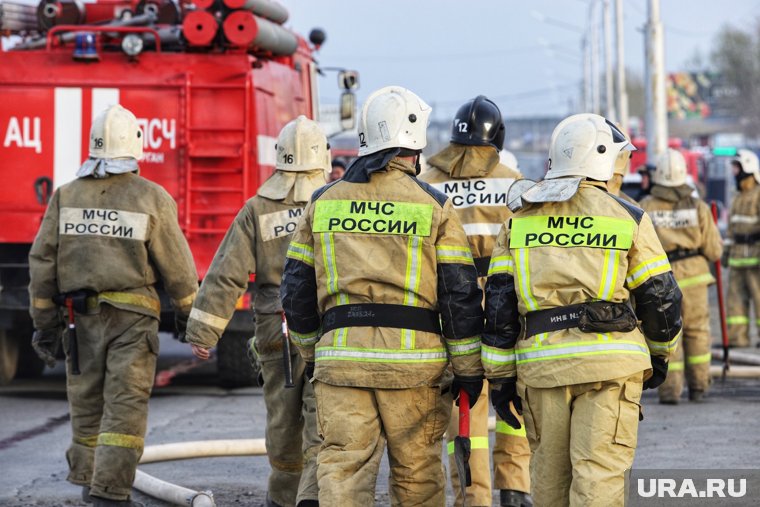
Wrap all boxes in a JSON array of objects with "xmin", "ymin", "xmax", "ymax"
[
  {"xmin": 473, "ymin": 257, "xmax": 490, "ymax": 277},
  {"xmin": 734, "ymin": 232, "xmax": 760, "ymax": 245},
  {"xmin": 321, "ymin": 304, "xmax": 442, "ymax": 334},
  {"xmin": 524, "ymin": 301, "xmax": 637, "ymax": 337},
  {"xmin": 524, "ymin": 304, "xmax": 585, "ymax": 337},
  {"xmin": 666, "ymin": 248, "xmax": 701, "ymax": 262}
]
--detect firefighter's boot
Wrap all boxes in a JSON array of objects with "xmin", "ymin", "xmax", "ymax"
[
  {"xmin": 82, "ymin": 486, "xmax": 93, "ymax": 503},
  {"xmin": 500, "ymin": 489, "xmax": 533, "ymax": 507},
  {"xmin": 92, "ymin": 496, "xmax": 144, "ymax": 507}
]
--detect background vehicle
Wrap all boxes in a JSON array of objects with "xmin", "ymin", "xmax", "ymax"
[{"xmin": 0, "ymin": 0, "xmax": 357, "ymax": 386}]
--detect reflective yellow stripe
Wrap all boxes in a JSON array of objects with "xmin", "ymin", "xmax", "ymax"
[
  {"xmin": 646, "ymin": 329, "xmax": 681, "ymax": 354},
  {"xmin": 481, "ymin": 345, "xmax": 516, "ymax": 365},
  {"xmin": 32, "ymin": 297, "xmax": 56, "ymax": 309},
  {"xmin": 626, "ymin": 255, "xmax": 671, "ymax": 289},
  {"xmin": 448, "ymin": 337, "xmax": 481, "ymax": 356},
  {"xmin": 516, "ymin": 340, "xmax": 649, "ymax": 363},
  {"xmin": 496, "ymin": 420, "xmax": 527, "ymax": 437},
  {"xmin": 290, "ymin": 329, "xmax": 320, "ymax": 346},
  {"xmin": 687, "ymin": 352, "xmax": 712, "ymax": 365},
  {"xmin": 313, "ymin": 200, "xmax": 434, "ymax": 237},
  {"xmin": 515, "ymin": 248, "xmax": 538, "ymax": 311},
  {"xmin": 94, "ymin": 291, "xmax": 161, "ymax": 314},
  {"xmin": 286, "ymin": 241, "xmax": 315, "ymax": 266},
  {"xmin": 319, "ymin": 233, "xmax": 349, "ymax": 347},
  {"xmin": 402, "ymin": 236, "xmax": 424, "ymax": 349},
  {"xmin": 597, "ymin": 248, "xmax": 620, "ymax": 300},
  {"xmin": 97, "ymin": 432, "xmax": 143, "ymax": 450},
  {"xmin": 189, "ymin": 307, "xmax": 230, "ymax": 331},
  {"xmin": 315, "ymin": 346, "xmax": 447, "ymax": 363},
  {"xmin": 436, "ymin": 245, "xmax": 473, "ymax": 264},
  {"xmin": 172, "ymin": 291, "xmax": 197, "ymax": 309},
  {"xmin": 74, "ymin": 435, "xmax": 98, "ymax": 448},
  {"xmin": 727, "ymin": 316, "xmax": 749, "ymax": 325},
  {"xmin": 677, "ymin": 273, "xmax": 715, "ymax": 289},
  {"xmin": 446, "ymin": 437, "xmax": 490, "ymax": 455},
  {"xmin": 669, "ymin": 360, "xmax": 685, "ymax": 371},
  {"xmin": 488, "ymin": 255, "xmax": 514, "ymax": 276},
  {"xmin": 509, "ymin": 215, "xmax": 635, "ymax": 250},
  {"xmin": 728, "ymin": 257, "xmax": 760, "ymax": 267}
]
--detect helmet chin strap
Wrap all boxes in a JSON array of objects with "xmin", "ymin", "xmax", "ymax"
[{"xmin": 398, "ymin": 148, "xmax": 422, "ymax": 174}]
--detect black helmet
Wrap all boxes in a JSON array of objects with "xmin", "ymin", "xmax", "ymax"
[{"xmin": 450, "ymin": 95, "xmax": 505, "ymax": 150}]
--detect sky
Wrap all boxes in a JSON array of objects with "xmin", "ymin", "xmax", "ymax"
[{"xmin": 279, "ymin": 0, "xmax": 760, "ymax": 120}]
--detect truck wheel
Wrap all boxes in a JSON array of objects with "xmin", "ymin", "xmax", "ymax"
[
  {"xmin": 217, "ymin": 331, "xmax": 256, "ymax": 388},
  {"xmin": 0, "ymin": 329, "xmax": 20, "ymax": 385}
]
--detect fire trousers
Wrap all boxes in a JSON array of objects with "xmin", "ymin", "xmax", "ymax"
[
  {"xmin": 659, "ymin": 284, "xmax": 712, "ymax": 400},
  {"xmin": 518, "ymin": 372, "xmax": 643, "ymax": 507},
  {"xmin": 65, "ymin": 305, "xmax": 157, "ymax": 501},
  {"xmin": 727, "ymin": 266, "xmax": 760, "ymax": 347},
  {"xmin": 255, "ymin": 313, "xmax": 320, "ymax": 507},
  {"xmin": 314, "ymin": 382, "xmax": 449, "ymax": 506},
  {"xmin": 447, "ymin": 382, "xmax": 531, "ymax": 507}
]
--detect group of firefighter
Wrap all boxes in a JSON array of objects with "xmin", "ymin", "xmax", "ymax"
[{"xmin": 25, "ymin": 85, "xmax": 759, "ymax": 507}]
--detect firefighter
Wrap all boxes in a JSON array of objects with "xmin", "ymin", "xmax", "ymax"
[
  {"xmin": 726, "ymin": 149, "xmax": 760, "ymax": 348},
  {"xmin": 185, "ymin": 116, "xmax": 328, "ymax": 507},
  {"xmin": 419, "ymin": 96, "xmax": 531, "ymax": 507},
  {"xmin": 280, "ymin": 86, "xmax": 505, "ymax": 506},
  {"xmin": 28, "ymin": 105, "xmax": 198, "ymax": 507},
  {"xmin": 606, "ymin": 131, "xmax": 638, "ymax": 205},
  {"xmin": 640, "ymin": 148, "xmax": 722, "ymax": 403},
  {"xmin": 484, "ymin": 113, "xmax": 682, "ymax": 506}
]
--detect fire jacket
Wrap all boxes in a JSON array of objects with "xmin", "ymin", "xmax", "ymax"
[
  {"xmin": 419, "ymin": 144, "xmax": 521, "ymax": 277},
  {"xmin": 280, "ymin": 157, "xmax": 487, "ymax": 388},
  {"xmin": 727, "ymin": 185, "xmax": 760, "ymax": 268},
  {"xmin": 29, "ymin": 172, "xmax": 198, "ymax": 330},
  {"xmin": 185, "ymin": 179, "xmax": 316, "ymax": 349},
  {"xmin": 639, "ymin": 185, "xmax": 722, "ymax": 289},
  {"xmin": 484, "ymin": 180, "xmax": 683, "ymax": 388}
]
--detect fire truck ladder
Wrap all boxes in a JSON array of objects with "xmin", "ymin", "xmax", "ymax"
[{"xmin": 183, "ymin": 77, "xmax": 252, "ymax": 237}]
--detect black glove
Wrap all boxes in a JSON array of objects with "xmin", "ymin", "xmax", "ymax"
[
  {"xmin": 644, "ymin": 356, "xmax": 668, "ymax": 390},
  {"xmin": 32, "ymin": 328, "xmax": 62, "ymax": 368},
  {"xmin": 720, "ymin": 250, "xmax": 729, "ymax": 268},
  {"xmin": 175, "ymin": 312, "xmax": 189, "ymax": 342},
  {"xmin": 451, "ymin": 375, "xmax": 483, "ymax": 408},
  {"xmin": 305, "ymin": 361, "xmax": 315, "ymax": 381},
  {"xmin": 490, "ymin": 378, "xmax": 522, "ymax": 430}
]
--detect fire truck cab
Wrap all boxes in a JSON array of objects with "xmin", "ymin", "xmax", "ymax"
[{"xmin": 0, "ymin": 2, "xmax": 356, "ymax": 386}]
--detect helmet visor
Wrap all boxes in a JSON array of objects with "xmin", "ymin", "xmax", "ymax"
[{"xmin": 605, "ymin": 119, "xmax": 635, "ymax": 151}]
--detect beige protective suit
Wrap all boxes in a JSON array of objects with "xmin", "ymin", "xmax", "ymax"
[
  {"xmin": 29, "ymin": 172, "xmax": 198, "ymax": 502},
  {"xmin": 640, "ymin": 185, "xmax": 722, "ymax": 401},
  {"xmin": 485, "ymin": 180, "xmax": 683, "ymax": 506},
  {"xmin": 420, "ymin": 144, "xmax": 530, "ymax": 506},
  {"xmin": 726, "ymin": 182, "xmax": 760, "ymax": 347},
  {"xmin": 281, "ymin": 157, "xmax": 493, "ymax": 506},
  {"xmin": 185, "ymin": 170, "xmax": 325, "ymax": 507}
]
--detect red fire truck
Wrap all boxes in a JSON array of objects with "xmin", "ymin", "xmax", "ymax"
[{"xmin": 0, "ymin": 0, "xmax": 357, "ymax": 386}]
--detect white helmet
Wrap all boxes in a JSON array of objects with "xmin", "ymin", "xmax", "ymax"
[
  {"xmin": 546, "ymin": 113, "xmax": 635, "ymax": 182},
  {"xmin": 499, "ymin": 149, "xmax": 519, "ymax": 170},
  {"xmin": 276, "ymin": 115, "xmax": 331, "ymax": 175},
  {"xmin": 734, "ymin": 149, "xmax": 760, "ymax": 184},
  {"xmin": 357, "ymin": 86, "xmax": 431, "ymax": 156},
  {"xmin": 89, "ymin": 104, "xmax": 143, "ymax": 161},
  {"xmin": 652, "ymin": 148, "xmax": 688, "ymax": 187}
]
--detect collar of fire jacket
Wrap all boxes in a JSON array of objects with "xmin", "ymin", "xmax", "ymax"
[
  {"xmin": 257, "ymin": 169, "xmax": 327, "ymax": 204},
  {"xmin": 650, "ymin": 184, "xmax": 693, "ymax": 203},
  {"xmin": 342, "ymin": 148, "xmax": 413, "ymax": 183},
  {"xmin": 427, "ymin": 143, "xmax": 500, "ymax": 179}
]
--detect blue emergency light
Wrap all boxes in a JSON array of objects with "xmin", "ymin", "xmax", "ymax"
[{"xmin": 73, "ymin": 32, "xmax": 99, "ymax": 61}]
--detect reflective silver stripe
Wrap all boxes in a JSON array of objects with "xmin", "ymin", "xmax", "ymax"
[
  {"xmin": 448, "ymin": 339, "xmax": 481, "ymax": 356},
  {"xmin": 481, "ymin": 345, "xmax": 516, "ymax": 365},
  {"xmin": 189, "ymin": 307, "xmax": 229, "ymax": 331},
  {"xmin": 32, "ymin": 297, "xmax": 56, "ymax": 309},
  {"xmin": 516, "ymin": 341, "xmax": 649, "ymax": 363},
  {"xmin": 436, "ymin": 245, "xmax": 473, "ymax": 263},
  {"xmin": 646, "ymin": 329, "xmax": 681, "ymax": 353},
  {"xmin": 403, "ymin": 236, "xmax": 423, "ymax": 349},
  {"xmin": 287, "ymin": 242, "xmax": 315, "ymax": 266},
  {"xmin": 597, "ymin": 249, "xmax": 620, "ymax": 300},
  {"xmin": 731, "ymin": 214, "xmax": 759, "ymax": 224},
  {"xmin": 290, "ymin": 329, "xmax": 320, "ymax": 346},
  {"xmin": 488, "ymin": 257, "xmax": 514, "ymax": 276},
  {"xmin": 335, "ymin": 293, "xmax": 350, "ymax": 347},
  {"xmin": 315, "ymin": 347, "xmax": 447, "ymax": 362},
  {"xmin": 462, "ymin": 223, "xmax": 503, "ymax": 236},
  {"xmin": 626, "ymin": 255, "xmax": 670, "ymax": 288},
  {"xmin": 516, "ymin": 248, "xmax": 539, "ymax": 311},
  {"xmin": 172, "ymin": 291, "xmax": 197, "ymax": 309}
]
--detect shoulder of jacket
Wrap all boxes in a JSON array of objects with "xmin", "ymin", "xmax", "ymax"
[
  {"xmin": 310, "ymin": 179, "xmax": 340, "ymax": 202},
  {"xmin": 600, "ymin": 188, "xmax": 645, "ymax": 224},
  {"xmin": 417, "ymin": 165, "xmax": 447, "ymax": 182},
  {"xmin": 405, "ymin": 174, "xmax": 448, "ymax": 208},
  {"xmin": 494, "ymin": 162, "xmax": 522, "ymax": 179}
]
